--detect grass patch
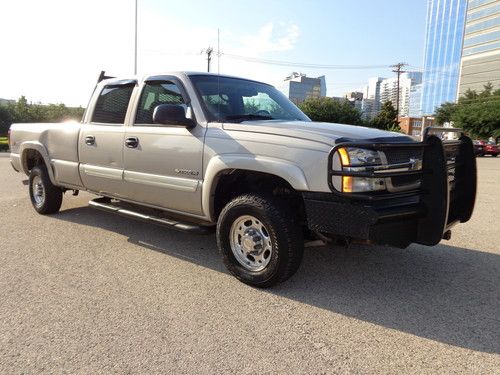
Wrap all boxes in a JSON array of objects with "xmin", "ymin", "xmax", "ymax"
[{"xmin": 0, "ymin": 137, "xmax": 9, "ymax": 151}]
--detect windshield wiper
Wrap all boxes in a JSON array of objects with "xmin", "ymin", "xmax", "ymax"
[{"xmin": 224, "ymin": 114, "xmax": 274, "ymax": 123}]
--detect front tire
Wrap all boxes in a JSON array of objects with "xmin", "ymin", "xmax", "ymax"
[
  {"xmin": 217, "ymin": 194, "xmax": 303, "ymax": 288},
  {"xmin": 29, "ymin": 165, "xmax": 63, "ymax": 214}
]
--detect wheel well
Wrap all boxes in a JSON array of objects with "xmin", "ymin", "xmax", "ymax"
[
  {"xmin": 22, "ymin": 149, "xmax": 45, "ymax": 173},
  {"xmin": 212, "ymin": 169, "xmax": 305, "ymax": 221}
]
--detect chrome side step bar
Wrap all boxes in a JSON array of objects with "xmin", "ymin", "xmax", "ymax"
[{"xmin": 89, "ymin": 197, "xmax": 214, "ymax": 234}]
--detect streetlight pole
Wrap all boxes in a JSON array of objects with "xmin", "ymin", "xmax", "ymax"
[{"xmin": 134, "ymin": 0, "xmax": 138, "ymax": 75}]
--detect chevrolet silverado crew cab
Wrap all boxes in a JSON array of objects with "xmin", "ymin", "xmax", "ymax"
[{"xmin": 9, "ymin": 71, "xmax": 477, "ymax": 287}]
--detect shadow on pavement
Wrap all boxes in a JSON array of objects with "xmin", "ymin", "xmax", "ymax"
[{"xmin": 54, "ymin": 205, "xmax": 500, "ymax": 355}]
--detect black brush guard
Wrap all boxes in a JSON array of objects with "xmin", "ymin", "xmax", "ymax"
[{"xmin": 304, "ymin": 127, "xmax": 476, "ymax": 247}]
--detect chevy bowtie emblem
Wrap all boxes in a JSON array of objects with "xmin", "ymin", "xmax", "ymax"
[{"xmin": 408, "ymin": 158, "xmax": 422, "ymax": 171}]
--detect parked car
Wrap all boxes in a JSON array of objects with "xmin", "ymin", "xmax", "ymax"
[
  {"xmin": 474, "ymin": 140, "xmax": 499, "ymax": 157},
  {"xmin": 8, "ymin": 71, "xmax": 477, "ymax": 287}
]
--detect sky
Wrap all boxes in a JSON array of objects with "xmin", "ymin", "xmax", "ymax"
[{"xmin": 0, "ymin": 0, "xmax": 427, "ymax": 107}]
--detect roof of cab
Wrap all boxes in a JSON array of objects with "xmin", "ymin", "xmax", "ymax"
[{"xmin": 101, "ymin": 71, "xmax": 269, "ymax": 86}]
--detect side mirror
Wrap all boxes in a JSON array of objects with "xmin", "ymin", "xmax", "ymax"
[{"xmin": 153, "ymin": 104, "xmax": 195, "ymax": 128}]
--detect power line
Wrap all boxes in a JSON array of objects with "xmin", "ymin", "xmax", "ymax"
[{"xmin": 221, "ymin": 53, "xmax": 391, "ymax": 70}]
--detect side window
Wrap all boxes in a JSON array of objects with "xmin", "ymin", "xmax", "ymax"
[
  {"xmin": 91, "ymin": 84, "xmax": 134, "ymax": 124},
  {"xmin": 135, "ymin": 81, "xmax": 186, "ymax": 124}
]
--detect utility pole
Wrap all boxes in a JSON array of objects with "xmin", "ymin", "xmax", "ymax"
[
  {"xmin": 202, "ymin": 47, "xmax": 214, "ymax": 72},
  {"xmin": 391, "ymin": 62, "xmax": 407, "ymax": 119}
]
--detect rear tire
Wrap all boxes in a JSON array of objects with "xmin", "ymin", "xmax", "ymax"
[
  {"xmin": 217, "ymin": 194, "xmax": 303, "ymax": 288},
  {"xmin": 29, "ymin": 165, "xmax": 63, "ymax": 214}
]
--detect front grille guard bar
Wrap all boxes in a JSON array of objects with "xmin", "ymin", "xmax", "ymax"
[
  {"xmin": 327, "ymin": 141, "xmax": 428, "ymax": 201},
  {"xmin": 327, "ymin": 127, "xmax": 477, "ymax": 245}
]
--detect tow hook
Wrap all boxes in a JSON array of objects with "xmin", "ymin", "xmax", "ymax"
[{"xmin": 72, "ymin": 190, "xmax": 79, "ymax": 196}]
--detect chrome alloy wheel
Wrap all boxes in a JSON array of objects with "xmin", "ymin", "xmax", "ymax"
[
  {"xmin": 229, "ymin": 215, "xmax": 273, "ymax": 271},
  {"xmin": 32, "ymin": 175, "xmax": 45, "ymax": 207}
]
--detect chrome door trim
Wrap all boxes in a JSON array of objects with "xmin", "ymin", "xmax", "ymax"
[
  {"xmin": 123, "ymin": 170, "xmax": 199, "ymax": 192},
  {"xmin": 81, "ymin": 164, "xmax": 123, "ymax": 181}
]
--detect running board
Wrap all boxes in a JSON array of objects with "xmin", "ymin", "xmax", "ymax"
[{"xmin": 89, "ymin": 197, "xmax": 214, "ymax": 234}]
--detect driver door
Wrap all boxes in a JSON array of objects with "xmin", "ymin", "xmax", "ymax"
[{"xmin": 122, "ymin": 78, "xmax": 205, "ymax": 215}]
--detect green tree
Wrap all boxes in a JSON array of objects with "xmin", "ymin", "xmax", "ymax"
[
  {"xmin": 298, "ymin": 97, "xmax": 363, "ymax": 125},
  {"xmin": 436, "ymin": 83, "xmax": 500, "ymax": 139},
  {"xmin": 0, "ymin": 97, "xmax": 85, "ymax": 136},
  {"xmin": 0, "ymin": 105, "xmax": 15, "ymax": 135},
  {"xmin": 15, "ymin": 96, "xmax": 32, "ymax": 122},
  {"xmin": 479, "ymin": 82, "xmax": 493, "ymax": 98},
  {"xmin": 452, "ymin": 99, "xmax": 500, "ymax": 139},
  {"xmin": 434, "ymin": 102, "xmax": 457, "ymax": 125},
  {"xmin": 460, "ymin": 88, "xmax": 479, "ymax": 102},
  {"xmin": 370, "ymin": 101, "xmax": 400, "ymax": 131}
]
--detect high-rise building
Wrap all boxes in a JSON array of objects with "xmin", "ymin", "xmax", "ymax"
[
  {"xmin": 282, "ymin": 72, "xmax": 326, "ymax": 104},
  {"xmin": 421, "ymin": 0, "xmax": 468, "ymax": 115},
  {"xmin": 379, "ymin": 72, "xmax": 423, "ymax": 116},
  {"xmin": 344, "ymin": 91, "xmax": 364, "ymax": 101},
  {"xmin": 458, "ymin": 0, "xmax": 500, "ymax": 96},
  {"xmin": 361, "ymin": 77, "xmax": 384, "ymax": 119},
  {"xmin": 409, "ymin": 83, "xmax": 423, "ymax": 117},
  {"xmin": 361, "ymin": 98, "xmax": 376, "ymax": 119}
]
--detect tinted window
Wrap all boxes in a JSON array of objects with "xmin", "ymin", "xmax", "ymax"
[
  {"xmin": 190, "ymin": 75, "xmax": 309, "ymax": 123},
  {"xmin": 135, "ymin": 81, "xmax": 186, "ymax": 124},
  {"xmin": 92, "ymin": 84, "xmax": 134, "ymax": 124}
]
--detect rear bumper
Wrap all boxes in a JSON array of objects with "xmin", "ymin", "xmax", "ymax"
[{"xmin": 304, "ymin": 129, "xmax": 477, "ymax": 248}]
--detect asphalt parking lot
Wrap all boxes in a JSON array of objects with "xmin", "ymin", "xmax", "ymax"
[{"xmin": 0, "ymin": 154, "xmax": 499, "ymax": 374}]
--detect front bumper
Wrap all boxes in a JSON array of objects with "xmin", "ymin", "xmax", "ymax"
[{"xmin": 303, "ymin": 128, "xmax": 477, "ymax": 248}]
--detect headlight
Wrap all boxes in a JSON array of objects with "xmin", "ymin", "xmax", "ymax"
[
  {"xmin": 343, "ymin": 147, "xmax": 382, "ymax": 165},
  {"xmin": 333, "ymin": 147, "xmax": 386, "ymax": 193}
]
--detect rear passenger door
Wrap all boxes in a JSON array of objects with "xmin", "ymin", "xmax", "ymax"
[
  {"xmin": 78, "ymin": 81, "xmax": 135, "ymax": 197},
  {"xmin": 122, "ymin": 78, "xmax": 205, "ymax": 215}
]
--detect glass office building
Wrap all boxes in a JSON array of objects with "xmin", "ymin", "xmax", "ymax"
[
  {"xmin": 421, "ymin": 0, "xmax": 468, "ymax": 115},
  {"xmin": 282, "ymin": 73, "xmax": 326, "ymax": 104},
  {"xmin": 458, "ymin": 0, "xmax": 500, "ymax": 96}
]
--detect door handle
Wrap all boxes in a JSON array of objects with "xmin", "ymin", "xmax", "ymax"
[
  {"xmin": 85, "ymin": 135, "xmax": 95, "ymax": 145},
  {"xmin": 125, "ymin": 137, "xmax": 139, "ymax": 148}
]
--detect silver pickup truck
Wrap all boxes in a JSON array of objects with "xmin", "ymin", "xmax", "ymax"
[{"xmin": 9, "ymin": 71, "xmax": 477, "ymax": 287}]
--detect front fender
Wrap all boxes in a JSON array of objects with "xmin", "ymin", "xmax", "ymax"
[
  {"xmin": 19, "ymin": 141, "xmax": 57, "ymax": 185},
  {"xmin": 202, "ymin": 154, "xmax": 309, "ymax": 220}
]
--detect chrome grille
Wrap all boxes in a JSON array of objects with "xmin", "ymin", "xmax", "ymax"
[
  {"xmin": 383, "ymin": 147, "xmax": 424, "ymax": 190},
  {"xmin": 384, "ymin": 148, "xmax": 424, "ymax": 164}
]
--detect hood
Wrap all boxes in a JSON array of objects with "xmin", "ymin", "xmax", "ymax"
[{"xmin": 222, "ymin": 120, "xmax": 415, "ymax": 146}]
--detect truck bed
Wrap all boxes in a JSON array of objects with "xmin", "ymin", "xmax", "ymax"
[{"xmin": 9, "ymin": 122, "xmax": 83, "ymax": 188}]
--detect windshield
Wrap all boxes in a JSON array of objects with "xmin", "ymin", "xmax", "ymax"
[{"xmin": 190, "ymin": 75, "xmax": 310, "ymax": 123}]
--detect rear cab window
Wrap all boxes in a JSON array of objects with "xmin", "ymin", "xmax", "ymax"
[{"xmin": 91, "ymin": 84, "xmax": 135, "ymax": 124}]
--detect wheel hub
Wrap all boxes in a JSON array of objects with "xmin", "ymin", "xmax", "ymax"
[
  {"xmin": 32, "ymin": 176, "xmax": 45, "ymax": 207},
  {"xmin": 229, "ymin": 215, "xmax": 273, "ymax": 271},
  {"xmin": 241, "ymin": 229, "xmax": 263, "ymax": 254}
]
